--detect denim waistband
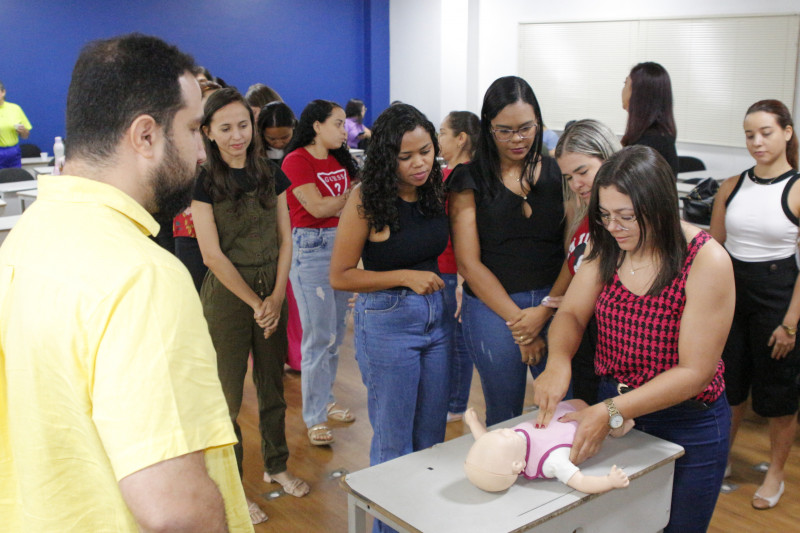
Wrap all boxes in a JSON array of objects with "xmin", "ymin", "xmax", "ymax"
[
  {"xmin": 370, "ymin": 288, "xmax": 443, "ymax": 297},
  {"xmin": 292, "ymin": 226, "xmax": 338, "ymax": 235}
]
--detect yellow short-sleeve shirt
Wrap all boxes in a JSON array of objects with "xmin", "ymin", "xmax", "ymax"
[
  {"xmin": 0, "ymin": 175, "xmax": 252, "ymax": 532},
  {"xmin": 0, "ymin": 101, "xmax": 32, "ymax": 147}
]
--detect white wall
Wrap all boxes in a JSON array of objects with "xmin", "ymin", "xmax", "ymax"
[
  {"xmin": 390, "ymin": 0, "xmax": 800, "ymax": 176},
  {"xmin": 390, "ymin": 0, "xmax": 443, "ymax": 122}
]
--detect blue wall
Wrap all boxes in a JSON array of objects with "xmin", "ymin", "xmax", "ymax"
[{"xmin": 1, "ymin": 0, "xmax": 389, "ymax": 152}]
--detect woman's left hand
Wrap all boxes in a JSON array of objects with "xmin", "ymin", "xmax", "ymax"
[
  {"xmin": 507, "ymin": 305, "xmax": 552, "ymax": 345},
  {"xmin": 560, "ymin": 403, "xmax": 611, "ymax": 465},
  {"xmin": 768, "ymin": 325, "xmax": 796, "ymax": 359},
  {"xmin": 520, "ymin": 336, "xmax": 547, "ymax": 366}
]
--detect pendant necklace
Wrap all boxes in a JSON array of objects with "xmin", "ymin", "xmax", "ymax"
[
  {"xmin": 752, "ymin": 167, "xmax": 793, "ymax": 185},
  {"xmin": 517, "ymin": 175, "xmax": 528, "ymax": 200},
  {"xmin": 628, "ymin": 257, "xmax": 651, "ymax": 276}
]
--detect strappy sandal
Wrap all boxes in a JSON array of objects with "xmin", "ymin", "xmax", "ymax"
[
  {"xmin": 247, "ymin": 498, "xmax": 268, "ymax": 524},
  {"xmin": 327, "ymin": 402, "xmax": 355, "ymax": 423},
  {"xmin": 264, "ymin": 471, "xmax": 310, "ymax": 498},
  {"xmin": 308, "ymin": 423, "xmax": 334, "ymax": 445}
]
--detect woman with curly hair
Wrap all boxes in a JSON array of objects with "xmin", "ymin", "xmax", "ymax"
[
  {"xmin": 282, "ymin": 99, "xmax": 358, "ymax": 446},
  {"xmin": 191, "ymin": 88, "xmax": 308, "ymax": 524},
  {"xmin": 330, "ymin": 104, "xmax": 450, "ymax": 507}
]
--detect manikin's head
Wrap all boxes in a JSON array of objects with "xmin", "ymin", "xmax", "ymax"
[{"xmin": 464, "ymin": 428, "xmax": 527, "ymax": 492}]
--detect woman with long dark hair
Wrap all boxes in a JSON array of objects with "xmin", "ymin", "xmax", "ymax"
[
  {"xmin": 282, "ymin": 100, "xmax": 358, "ymax": 446},
  {"xmin": 534, "ymin": 146, "xmax": 735, "ymax": 532},
  {"xmin": 710, "ymin": 99, "xmax": 799, "ymax": 510},
  {"xmin": 448, "ymin": 76, "xmax": 572, "ymax": 426},
  {"xmin": 192, "ymin": 88, "xmax": 308, "ymax": 524},
  {"xmin": 437, "ymin": 110, "xmax": 480, "ymax": 422},
  {"xmin": 330, "ymin": 104, "xmax": 449, "ymax": 533},
  {"xmin": 621, "ymin": 62, "xmax": 679, "ymax": 177},
  {"xmin": 258, "ymin": 101, "xmax": 296, "ymax": 166}
]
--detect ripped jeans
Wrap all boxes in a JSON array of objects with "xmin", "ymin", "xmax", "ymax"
[
  {"xmin": 461, "ymin": 288, "xmax": 551, "ymax": 426},
  {"xmin": 290, "ymin": 227, "xmax": 351, "ymax": 428}
]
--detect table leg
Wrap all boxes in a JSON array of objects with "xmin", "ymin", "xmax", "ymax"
[{"xmin": 348, "ymin": 493, "xmax": 367, "ymax": 533}]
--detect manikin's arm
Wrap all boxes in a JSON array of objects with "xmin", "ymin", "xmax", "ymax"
[
  {"xmin": 464, "ymin": 408, "xmax": 487, "ymax": 439},
  {"xmin": 565, "ymin": 465, "xmax": 629, "ymax": 494}
]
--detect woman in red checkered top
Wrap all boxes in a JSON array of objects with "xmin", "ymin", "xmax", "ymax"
[{"xmin": 533, "ymin": 145, "xmax": 735, "ymax": 533}]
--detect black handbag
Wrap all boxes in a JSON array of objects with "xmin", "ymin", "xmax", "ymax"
[{"xmin": 680, "ymin": 177, "xmax": 719, "ymax": 225}]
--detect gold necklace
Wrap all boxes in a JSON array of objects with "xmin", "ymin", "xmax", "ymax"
[{"xmin": 628, "ymin": 257, "xmax": 652, "ymax": 275}]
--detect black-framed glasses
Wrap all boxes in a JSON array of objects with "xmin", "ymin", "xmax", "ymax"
[
  {"xmin": 595, "ymin": 212, "xmax": 637, "ymax": 229},
  {"xmin": 491, "ymin": 124, "xmax": 538, "ymax": 142}
]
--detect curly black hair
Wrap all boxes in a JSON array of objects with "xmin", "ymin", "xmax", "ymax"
[
  {"xmin": 284, "ymin": 99, "xmax": 358, "ymax": 180},
  {"xmin": 359, "ymin": 104, "xmax": 445, "ymax": 232}
]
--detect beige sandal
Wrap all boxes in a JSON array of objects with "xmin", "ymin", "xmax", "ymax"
[
  {"xmin": 327, "ymin": 402, "xmax": 355, "ymax": 423},
  {"xmin": 247, "ymin": 498, "xmax": 268, "ymax": 525},
  {"xmin": 264, "ymin": 471, "xmax": 310, "ymax": 498},
  {"xmin": 308, "ymin": 423, "xmax": 334, "ymax": 445}
]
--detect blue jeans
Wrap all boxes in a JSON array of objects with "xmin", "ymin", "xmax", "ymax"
[
  {"xmin": 354, "ymin": 289, "xmax": 450, "ymax": 466},
  {"xmin": 461, "ymin": 288, "xmax": 551, "ymax": 426},
  {"xmin": 599, "ymin": 379, "xmax": 730, "ymax": 533},
  {"xmin": 441, "ymin": 274, "xmax": 471, "ymax": 414},
  {"xmin": 290, "ymin": 227, "xmax": 351, "ymax": 428}
]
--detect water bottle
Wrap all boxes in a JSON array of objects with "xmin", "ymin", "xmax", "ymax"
[{"xmin": 53, "ymin": 136, "xmax": 65, "ymax": 175}]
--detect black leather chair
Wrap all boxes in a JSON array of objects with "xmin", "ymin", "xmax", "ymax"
[
  {"xmin": 19, "ymin": 143, "xmax": 42, "ymax": 158},
  {"xmin": 678, "ymin": 156, "xmax": 706, "ymax": 173},
  {"xmin": 0, "ymin": 168, "xmax": 35, "ymax": 183}
]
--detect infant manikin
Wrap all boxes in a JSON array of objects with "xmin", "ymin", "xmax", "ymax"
[{"xmin": 464, "ymin": 400, "xmax": 631, "ymax": 493}]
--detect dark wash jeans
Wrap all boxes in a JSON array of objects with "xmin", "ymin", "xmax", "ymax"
[{"xmin": 599, "ymin": 379, "xmax": 730, "ymax": 533}]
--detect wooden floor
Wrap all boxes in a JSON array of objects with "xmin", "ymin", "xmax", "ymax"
[{"xmin": 238, "ymin": 317, "xmax": 800, "ymax": 532}]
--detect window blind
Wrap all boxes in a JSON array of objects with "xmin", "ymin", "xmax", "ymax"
[{"xmin": 518, "ymin": 15, "xmax": 799, "ymax": 147}]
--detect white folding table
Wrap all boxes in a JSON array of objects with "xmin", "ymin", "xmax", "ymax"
[{"xmin": 341, "ymin": 411, "xmax": 684, "ymax": 533}]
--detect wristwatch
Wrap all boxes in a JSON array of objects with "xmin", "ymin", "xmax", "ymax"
[
  {"xmin": 780, "ymin": 324, "xmax": 797, "ymax": 336},
  {"xmin": 604, "ymin": 398, "xmax": 624, "ymax": 429}
]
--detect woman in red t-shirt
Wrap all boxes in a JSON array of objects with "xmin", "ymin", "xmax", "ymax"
[{"xmin": 281, "ymin": 100, "xmax": 358, "ymax": 446}]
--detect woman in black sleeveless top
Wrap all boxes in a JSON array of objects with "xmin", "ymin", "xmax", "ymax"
[
  {"xmin": 448, "ymin": 76, "xmax": 572, "ymax": 426},
  {"xmin": 330, "ymin": 105, "xmax": 450, "ymax": 533}
]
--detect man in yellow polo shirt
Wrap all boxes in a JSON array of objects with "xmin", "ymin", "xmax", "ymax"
[
  {"xmin": 0, "ymin": 80, "xmax": 32, "ymax": 169},
  {"xmin": 0, "ymin": 35, "xmax": 253, "ymax": 531}
]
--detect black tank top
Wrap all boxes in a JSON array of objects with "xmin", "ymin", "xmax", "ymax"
[{"xmin": 362, "ymin": 197, "xmax": 449, "ymax": 276}]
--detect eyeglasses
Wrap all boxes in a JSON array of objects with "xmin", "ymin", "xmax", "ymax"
[
  {"xmin": 595, "ymin": 212, "xmax": 637, "ymax": 229},
  {"xmin": 491, "ymin": 124, "xmax": 538, "ymax": 142}
]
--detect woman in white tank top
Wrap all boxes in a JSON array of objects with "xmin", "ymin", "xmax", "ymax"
[{"xmin": 710, "ymin": 99, "xmax": 799, "ymax": 511}]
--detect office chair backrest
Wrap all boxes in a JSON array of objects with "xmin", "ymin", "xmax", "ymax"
[
  {"xmin": 678, "ymin": 156, "xmax": 706, "ymax": 173},
  {"xmin": 19, "ymin": 144, "xmax": 42, "ymax": 158},
  {"xmin": 0, "ymin": 168, "xmax": 35, "ymax": 184}
]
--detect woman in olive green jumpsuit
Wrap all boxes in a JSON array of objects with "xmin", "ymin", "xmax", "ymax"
[{"xmin": 192, "ymin": 89, "xmax": 308, "ymax": 525}]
